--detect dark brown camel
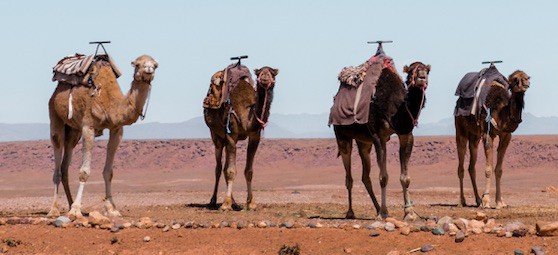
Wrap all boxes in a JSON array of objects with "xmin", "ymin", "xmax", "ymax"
[
  {"xmin": 204, "ymin": 66, "xmax": 278, "ymax": 211},
  {"xmin": 334, "ymin": 62, "xmax": 430, "ymax": 220},
  {"xmin": 455, "ymin": 70, "xmax": 530, "ymax": 209}
]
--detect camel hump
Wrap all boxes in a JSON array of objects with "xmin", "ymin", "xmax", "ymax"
[{"xmin": 230, "ymin": 79, "xmax": 256, "ymax": 110}]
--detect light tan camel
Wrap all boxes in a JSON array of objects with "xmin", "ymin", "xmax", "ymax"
[
  {"xmin": 455, "ymin": 70, "xmax": 530, "ymax": 209},
  {"xmin": 204, "ymin": 66, "xmax": 278, "ymax": 211},
  {"xmin": 47, "ymin": 55, "xmax": 158, "ymax": 218}
]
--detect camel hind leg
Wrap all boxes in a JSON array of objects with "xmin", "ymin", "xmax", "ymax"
[
  {"xmin": 61, "ymin": 125, "xmax": 81, "ymax": 208},
  {"xmin": 335, "ymin": 132, "xmax": 355, "ymax": 219},
  {"xmin": 356, "ymin": 140, "xmax": 380, "ymax": 217},
  {"xmin": 456, "ymin": 129, "xmax": 468, "ymax": 207},
  {"xmin": 467, "ymin": 134, "xmax": 482, "ymax": 206},
  {"xmin": 495, "ymin": 133, "xmax": 511, "ymax": 209},
  {"xmin": 47, "ymin": 114, "xmax": 65, "ymax": 217},
  {"xmin": 244, "ymin": 133, "xmax": 261, "ymax": 210},
  {"xmin": 398, "ymin": 133, "xmax": 416, "ymax": 221},
  {"xmin": 209, "ymin": 132, "xmax": 225, "ymax": 208},
  {"xmin": 481, "ymin": 134, "xmax": 495, "ymax": 208},
  {"xmin": 103, "ymin": 127, "xmax": 123, "ymax": 217},
  {"xmin": 220, "ymin": 134, "xmax": 238, "ymax": 211}
]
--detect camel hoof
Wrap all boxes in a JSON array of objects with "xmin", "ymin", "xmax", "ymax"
[
  {"xmin": 247, "ymin": 202, "xmax": 257, "ymax": 211},
  {"xmin": 67, "ymin": 208, "xmax": 83, "ymax": 218},
  {"xmin": 47, "ymin": 208, "xmax": 61, "ymax": 218},
  {"xmin": 220, "ymin": 197, "xmax": 233, "ymax": 211},
  {"xmin": 495, "ymin": 202, "xmax": 508, "ymax": 209},
  {"xmin": 481, "ymin": 195, "xmax": 491, "ymax": 209},
  {"xmin": 345, "ymin": 210, "xmax": 355, "ymax": 219},
  {"xmin": 404, "ymin": 208, "xmax": 418, "ymax": 222},
  {"xmin": 106, "ymin": 209, "xmax": 122, "ymax": 218}
]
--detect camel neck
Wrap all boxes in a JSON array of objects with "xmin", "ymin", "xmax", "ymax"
[
  {"xmin": 255, "ymin": 84, "xmax": 273, "ymax": 127},
  {"xmin": 405, "ymin": 86, "xmax": 425, "ymax": 125},
  {"xmin": 123, "ymin": 80, "xmax": 151, "ymax": 125},
  {"xmin": 507, "ymin": 90, "xmax": 525, "ymax": 126}
]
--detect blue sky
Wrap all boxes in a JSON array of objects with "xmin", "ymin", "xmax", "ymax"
[{"xmin": 1, "ymin": 1, "xmax": 556, "ymax": 124}]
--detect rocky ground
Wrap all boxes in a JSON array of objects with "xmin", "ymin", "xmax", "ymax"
[{"xmin": 0, "ymin": 136, "xmax": 557, "ymax": 254}]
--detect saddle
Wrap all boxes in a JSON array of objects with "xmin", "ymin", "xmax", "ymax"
[
  {"xmin": 454, "ymin": 65, "xmax": 509, "ymax": 117},
  {"xmin": 203, "ymin": 63, "xmax": 255, "ymax": 109},
  {"xmin": 329, "ymin": 47, "xmax": 395, "ymax": 126},
  {"xmin": 52, "ymin": 53, "xmax": 121, "ymax": 86}
]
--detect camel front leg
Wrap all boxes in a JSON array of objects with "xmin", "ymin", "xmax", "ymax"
[
  {"xmin": 245, "ymin": 133, "xmax": 261, "ymax": 210},
  {"xmin": 456, "ymin": 132, "xmax": 467, "ymax": 207},
  {"xmin": 495, "ymin": 133, "xmax": 511, "ymax": 209},
  {"xmin": 481, "ymin": 134, "xmax": 494, "ymax": 209},
  {"xmin": 47, "ymin": 122, "xmax": 65, "ymax": 217},
  {"xmin": 209, "ymin": 133, "xmax": 225, "ymax": 208},
  {"xmin": 356, "ymin": 140, "xmax": 380, "ymax": 216},
  {"xmin": 220, "ymin": 135, "xmax": 237, "ymax": 211},
  {"xmin": 336, "ymin": 135, "xmax": 354, "ymax": 219},
  {"xmin": 373, "ymin": 134, "xmax": 389, "ymax": 219},
  {"xmin": 68, "ymin": 126, "xmax": 95, "ymax": 218},
  {"xmin": 103, "ymin": 127, "xmax": 123, "ymax": 217},
  {"xmin": 61, "ymin": 128, "xmax": 81, "ymax": 208},
  {"xmin": 398, "ymin": 133, "xmax": 416, "ymax": 221}
]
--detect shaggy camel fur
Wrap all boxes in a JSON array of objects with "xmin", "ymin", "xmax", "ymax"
[
  {"xmin": 455, "ymin": 70, "xmax": 530, "ymax": 209},
  {"xmin": 334, "ymin": 62, "xmax": 430, "ymax": 220},
  {"xmin": 47, "ymin": 55, "xmax": 158, "ymax": 218},
  {"xmin": 204, "ymin": 66, "xmax": 278, "ymax": 211}
]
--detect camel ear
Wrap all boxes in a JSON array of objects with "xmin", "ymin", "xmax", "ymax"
[
  {"xmin": 254, "ymin": 68, "xmax": 261, "ymax": 76},
  {"xmin": 403, "ymin": 65, "xmax": 409, "ymax": 73},
  {"xmin": 272, "ymin": 68, "xmax": 279, "ymax": 76},
  {"xmin": 131, "ymin": 61, "xmax": 137, "ymax": 68},
  {"xmin": 426, "ymin": 65, "xmax": 431, "ymax": 73}
]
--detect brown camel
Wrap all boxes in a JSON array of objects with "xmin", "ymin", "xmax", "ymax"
[
  {"xmin": 455, "ymin": 70, "xmax": 530, "ymax": 209},
  {"xmin": 334, "ymin": 62, "xmax": 430, "ymax": 220},
  {"xmin": 47, "ymin": 55, "xmax": 158, "ymax": 218},
  {"xmin": 204, "ymin": 66, "xmax": 278, "ymax": 211}
]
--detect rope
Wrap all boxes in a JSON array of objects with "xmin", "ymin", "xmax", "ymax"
[
  {"xmin": 485, "ymin": 108, "xmax": 491, "ymax": 148},
  {"xmin": 405, "ymin": 66, "xmax": 426, "ymax": 127},
  {"xmin": 139, "ymin": 85, "xmax": 152, "ymax": 121}
]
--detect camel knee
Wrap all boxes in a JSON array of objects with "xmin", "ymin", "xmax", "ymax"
[
  {"xmin": 361, "ymin": 175, "xmax": 371, "ymax": 185},
  {"xmin": 79, "ymin": 168, "xmax": 90, "ymax": 182},
  {"xmin": 345, "ymin": 176, "xmax": 353, "ymax": 189},
  {"xmin": 485, "ymin": 166, "xmax": 492, "ymax": 178},
  {"xmin": 244, "ymin": 168, "xmax": 253, "ymax": 180},
  {"xmin": 52, "ymin": 172, "xmax": 61, "ymax": 184},
  {"xmin": 457, "ymin": 167, "xmax": 465, "ymax": 179},
  {"xmin": 102, "ymin": 170, "xmax": 113, "ymax": 181},
  {"xmin": 226, "ymin": 168, "xmax": 236, "ymax": 180},
  {"xmin": 400, "ymin": 174, "xmax": 410, "ymax": 187},
  {"xmin": 494, "ymin": 168, "xmax": 503, "ymax": 178},
  {"xmin": 379, "ymin": 174, "xmax": 388, "ymax": 188}
]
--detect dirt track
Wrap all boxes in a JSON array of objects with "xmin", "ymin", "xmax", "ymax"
[{"xmin": 1, "ymin": 136, "xmax": 557, "ymax": 254}]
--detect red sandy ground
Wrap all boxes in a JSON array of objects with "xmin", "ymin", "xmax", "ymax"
[{"xmin": 0, "ymin": 136, "xmax": 557, "ymax": 254}]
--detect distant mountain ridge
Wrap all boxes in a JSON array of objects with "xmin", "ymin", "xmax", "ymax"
[{"xmin": 0, "ymin": 112, "xmax": 556, "ymax": 142}]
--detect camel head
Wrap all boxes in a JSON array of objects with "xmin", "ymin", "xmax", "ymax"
[
  {"xmin": 254, "ymin": 66, "xmax": 279, "ymax": 89},
  {"xmin": 132, "ymin": 55, "xmax": 158, "ymax": 82},
  {"xmin": 403, "ymin": 62, "xmax": 431, "ymax": 89},
  {"xmin": 508, "ymin": 70, "xmax": 530, "ymax": 93}
]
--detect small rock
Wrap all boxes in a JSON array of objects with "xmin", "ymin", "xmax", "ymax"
[
  {"xmin": 162, "ymin": 225, "xmax": 170, "ymax": 232},
  {"xmin": 400, "ymin": 226, "xmax": 410, "ymax": 236},
  {"xmin": 156, "ymin": 223, "xmax": 165, "ymax": 228},
  {"xmin": 483, "ymin": 219, "xmax": 496, "ymax": 233},
  {"xmin": 110, "ymin": 226, "xmax": 120, "ymax": 233},
  {"xmin": 0, "ymin": 219, "xmax": 6, "ymax": 225},
  {"xmin": 385, "ymin": 217, "xmax": 407, "ymax": 228},
  {"xmin": 369, "ymin": 231, "xmax": 380, "ymax": 237},
  {"xmin": 425, "ymin": 219, "xmax": 437, "ymax": 231},
  {"xmin": 504, "ymin": 222, "xmax": 523, "ymax": 233},
  {"xmin": 265, "ymin": 220, "xmax": 275, "ymax": 227},
  {"xmin": 229, "ymin": 221, "xmax": 238, "ymax": 229},
  {"xmin": 54, "ymin": 216, "xmax": 71, "ymax": 227},
  {"xmin": 122, "ymin": 222, "xmax": 132, "ymax": 228},
  {"xmin": 172, "ymin": 223, "xmax": 181, "ymax": 230},
  {"xmin": 143, "ymin": 236, "xmax": 151, "ymax": 242},
  {"xmin": 308, "ymin": 221, "xmax": 322, "ymax": 228},
  {"xmin": 184, "ymin": 221, "xmax": 195, "ymax": 228},
  {"xmin": 453, "ymin": 219, "xmax": 467, "ymax": 232},
  {"xmin": 384, "ymin": 222, "xmax": 396, "ymax": 232},
  {"xmin": 513, "ymin": 229, "xmax": 528, "ymax": 237},
  {"xmin": 514, "ymin": 249, "xmax": 524, "ymax": 255},
  {"xmin": 344, "ymin": 247, "xmax": 352, "ymax": 253},
  {"xmin": 177, "ymin": 230, "xmax": 184, "ymax": 238},
  {"xmin": 496, "ymin": 229, "xmax": 506, "ymax": 237},
  {"xmin": 467, "ymin": 219, "xmax": 485, "ymax": 230},
  {"xmin": 455, "ymin": 231, "xmax": 465, "ymax": 243},
  {"xmin": 471, "ymin": 228, "xmax": 483, "ymax": 235},
  {"xmin": 7, "ymin": 217, "xmax": 21, "ymax": 225},
  {"xmin": 138, "ymin": 217, "xmax": 154, "ymax": 228},
  {"xmin": 531, "ymin": 246, "xmax": 545, "ymax": 255},
  {"xmin": 110, "ymin": 237, "xmax": 118, "ymax": 245},
  {"xmin": 505, "ymin": 231, "xmax": 513, "ymax": 238},
  {"xmin": 99, "ymin": 223, "xmax": 112, "ymax": 230},
  {"xmin": 364, "ymin": 221, "xmax": 383, "ymax": 230},
  {"xmin": 237, "ymin": 220, "xmax": 247, "ymax": 229},
  {"xmin": 74, "ymin": 217, "xmax": 89, "ymax": 227},
  {"xmin": 437, "ymin": 216, "xmax": 453, "ymax": 227},
  {"xmin": 89, "ymin": 211, "xmax": 111, "ymax": 226},
  {"xmin": 257, "ymin": 221, "xmax": 267, "ymax": 228},
  {"xmin": 280, "ymin": 221, "xmax": 294, "ymax": 229},
  {"xmin": 432, "ymin": 228, "xmax": 445, "ymax": 235},
  {"xmin": 219, "ymin": 221, "xmax": 229, "ymax": 228},
  {"xmin": 352, "ymin": 224, "xmax": 360, "ymax": 229},
  {"xmin": 421, "ymin": 245, "xmax": 435, "ymax": 252},
  {"xmin": 386, "ymin": 251, "xmax": 400, "ymax": 255},
  {"xmin": 473, "ymin": 211, "xmax": 488, "ymax": 222}
]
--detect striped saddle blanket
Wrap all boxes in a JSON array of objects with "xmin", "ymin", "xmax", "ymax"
[{"xmin": 52, "ymin": 53, "xmax": 121, "ymax": 86}]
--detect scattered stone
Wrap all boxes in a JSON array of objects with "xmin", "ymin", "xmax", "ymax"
[
  {"xmin": 19, "ymin": 217, "xmax": 33, "ymax": 224},
  {"xmin": 496, "ymin": 229, "xmax": 506, "ymax": 237},
  {"xmin": 100, "ymin": 223, "xmax": 112, "ymax": 230},
  {"xmin": 483, "ymin": 219, "xmax": 496, "ymax": 233},
  {"xmin": 177, "ymin": 230, "xmax": 184, "ymax": 238},
  {"xmin": 467, "ymin": 220, "xmax": 485, "ymax": 230},
  {"xmin": 453, "ymin": 219, "xmax": 467, "ymax": 232},
  {"xmin": 172, "ymin": 223, "xmax": 181, "ymax": 230},
  {"xmin": 531, "ymin": 246, "xmax": 544, "ymax": 255},
  {"xmin": 455, "ymin": 231, "xmax": 465, "ymax": 243},
  {"xmin": 162, "ymin": 225, "xmax": 170, "ymax": 232},
  {"xmin": 199, "ymin": 221, "xmax": 210, "ymax": 228},
  {"xmin": 74, "ymin": 217, "xmax": 89, "ymax": 227},
  {"xmin": 138, "ymin": 217, "xmax": 154, "ymax": 228},
  {"xmin": 385, "ymin": 217, "xmax": 407, "ymax": 228},
  {"xmin": 369, "ymin": 232, "xmax": 380, "ymax": 237},
  {"xmin": 257, "ymin": 221, "xmax": 268, "ymax": 228},
  {"xmin": 400, "ymin": 226, "xmax": 410, "ymax": 236},
  {"xmin": 528, "ymin": 225, "xmax": 537, "ymax": 236},
  {"xmin": 278, "ymin": 243, "xmax": 301, "ymax": 255},
  {"xmin": 428, "ymin": 216, "xmax": 438, "ymax": 223},
  {"xmin": 184, "ymin": 221, "xmax": 194, "ymax": 228},
  {"xmin": 156, "ymin": 223, "xmax": 165, "ymax": 228},
  {"xmin": 110, "ymin": 237, "xmax": 118, "ymax": 245},
  {"xmin": 473, "ymin": 211, "xmax": 488, "ymax": 222},
  {"xmin": 437, "ymin": 216, "xmax": 453, "ymax": 227},
  {"xmin": 504, "ymin": 222, "xmax": 523, "ymax": 233},
  {"xmin": 352, "ymin": 224, "xmax": 360, "ymax": 229},
  {"xmin": 343, "ymin": 247, "xmax": 352, "ymax": 253},
  {"xmin": 447, "ymin": 223, "xmax": 459, "ymax": 235},
  {"xmin": 421, "ymin": 245, "xmax": 435, "ymax": 252},
  {"xmin": 89, "ymin": 211, "xmax": 111, "ymax": 226},
  {"xmin": 122, "ymin": 222, "xmax": 132, "ymax": 229},
  {"xmin": 265, "ymin": 220, "xmax": 276, "ymax": 227},
  {"xmin": 237, "ymin": 220, "xmax": 247, "ymax": 229},
  {"xmin": 420, "ymin": 226, "xmax": 430, "ymax": 232},
  {"xmin": 280, "ymin": 221, "xmax": 295, "ymax": 229},
  {"xmin": 505, "ymin": 231, "xmax": 513, "ymax": 238},
  {"xmin": 425, "ymin": 219, "xmax": 437, "ymax": 231},
  {"xmin": 514, "ymin": 249, "xmax": 524, "ymax": 255},
  {"xmin": 384, "ymin": 222, "xmax": 396, "ymax": 232},
  {"xmin": 143, "ymin": 236, "xmax": 151, "ymax": 242},
  {"xmin": 54, "ymin": 216, "xmax": 71, "ymax": 228},
  {"xmin": 229, "ymin": 221, "xmax": 238, "ymax": 229},
  {"xmin": 0, "ymin": 219, "xmax": 6, "ymax": 225},
  {"xmin": 513, "ymin": 229, "xmax": 528, "ymax": 237},
  {"xmin": 110, "ymin": 226, "xmax": 120, "ymax": 233},
  {"xmin": 364, "ymin": 221, "xmax": 383, "ymax": 230},
  {"xmin": 308, "ymin": 222, "xmax": 322, "ymax": 228},
  {"xmin": 536, "ymin": 221, "xmax": 558, "ymax": 236},
  {"xmin": 432, "ymin": 228, "xmax": 445, "ymax": 235},
  {"xmin": 219, "ymin": 221, "xmax": 229, "ymax": 228},
  {"xmin": 542, "ymin": 186, "xmax": 557, "ymax": 193}
]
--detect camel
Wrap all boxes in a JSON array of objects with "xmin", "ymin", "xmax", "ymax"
[
  {"xmin": 47, "ymin": 55, "xmax": 158, "ymax": 218},
  {"xmin": 455, "ymin": 70, "xmax": 530, "ymax": 209},
  {"xmin": 204, "ymin": 66, "xmax": 279, "ymax": 211},
  {"xmin": 333, "ymin": 62, "xmax": 430, "ymax": 220}
]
